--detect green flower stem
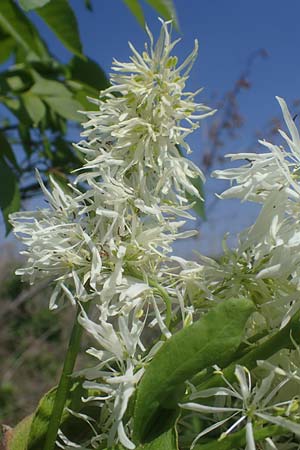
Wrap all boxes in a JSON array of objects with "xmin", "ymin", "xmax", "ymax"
[
  {"xmin": 193, "ymin": 425, "xmax": 283, "ymax": 450},
  {"xmin": 44, "ymin": 303, "xmax": 88, "ymax": 450},
  {"xmin": 148, "ymin": 278, "xmax": 172, "ymax": 328},
  {"xmin": 196, "ymin": 310, "xmax": 300, "ymax": 392}
]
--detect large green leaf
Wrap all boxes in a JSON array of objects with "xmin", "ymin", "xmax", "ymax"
[
  {"xmin": 99, "ymin": 429, "xmax": 178, "ymax": 450},
  {"xmin": 123, "ymin": 0, "xmax": 145, "ymax": 27},
  {"xmin": 28, "ymin": 382, "xmax": 84, "ymax": 450},
  {"xmin": 36, "ymin": 0, "xmax": 83, "ymax": 57},
  {"xmin": 22, "ymin": 92, "xmax": 46, "ymax": 125},
  {"xmin": 18, "ymin": 0, "xmax": 51, "ymax": 11},
  {"xmin": 68, "ymin": 56, "xmax": 109, "ymax": 110},
  {"xmin": 5, "ymin": 414, "xmax": 33, "ymax": 450},
  {"xmin": 5, "ymin": 381, "xmax": 86, "ymax": 450},
  {"xmin": 0, "ymin": 0, "xmax": 45, "ymax": 57},
  {"xmin": 18, "ymin": 124, "xmax": 32, "ymax": 157},
  {"xmin": 29, "ymin": 77, "xmax": 82, "ymax": 120},
  {"xmin": 0, "ymin": 158, "xmax": 20, "ymax": 235},
  {"xmin": 145, "ymin": 0, "xmax": 178, "ymax": 28},
  {"xmin": 44, "ymin": 96, "xmax": 82, "ymax": 121},
  {"xmin": 31, "ymin": 78, "xmax": 73, "ymax": 98},
  {"xmin": 0, "ymin": 131, "xmax": 18, "ymax": 169},
  {"xmin": 133, "ymin": 297, "xmax": 254, "ymax": 443},
  {"xmin": 196, "ymin": 309, "xmax": 300, "ymax": 393},
  {"xmin": 139, "ymin": 429, "xmax": 178, "ymax": 449},
  {"xmin": 69, "ymin": 56, "xmax": 109, "ymax": 92},
  {"xmin": 0, "ymin": 28, "xmax": 15, "ymax": 63}
]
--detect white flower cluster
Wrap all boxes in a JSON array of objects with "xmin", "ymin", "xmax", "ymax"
[
  {"xmin": 217, "ymin": 98, "xmax": 300, "ymax": 327},
  {"xmin": 10, "ymin": 20, "xmax": 213, "ymax": 449},
  {"xmin": 178, "ymin": 97, "xmax": 300, "ymax": 331},
  {"xmin": 175, "ymin": 97, "xmax": 300, "ymax": 449}
]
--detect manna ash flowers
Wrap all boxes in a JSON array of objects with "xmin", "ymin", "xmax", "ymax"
[{"xmin": 10, "ymin": 20, "xmax": 213, "ymax": 449}]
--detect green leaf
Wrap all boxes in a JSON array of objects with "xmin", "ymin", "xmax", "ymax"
[
  {"xmin": 3, "ymin": 97, "xmax": 32, "ymax": 126},
  {"xmin": 0, "ymin": 131, "xmax": 18, "ymax": 169},
  {"xmin": 1, "ymin": 67, "xmax": 33, "ymax": 92},
  {"xmin": 193, "ymin": 425, "xmax": 283, "ymax": 450},
  {"xmin": 196, "ymin": 308, "xmax": 300, "ymax": 392},
  {"xmin": 139, "ymin": 429, "xmax": 178, "ymax": 449},
  {"xmin": 31, "ymin": 78, "xmax": 73, "ymax": 98},
  {"xmin": 4, "ymin": 381, "xmax": 85, "ymax": 450},
  {"xmin": 18, "ymin": 0, "xmax": 51, "ymax": 11},
  {"xmin": 0, "ymin": 31, "xmax": 15, "ymax": 63},
  {"xmin": 28, "ymin": 382, "xmax": 84, "ymax": 450},
  {"xmin": 44, "ymin": 96, "xmax": 82, "ymax": 121},
  {"xmin": 0, "ymin": 158, "xmax": 20, "ymax": 234},
  {"xmin": 123, "ymin": 0, "xmax": 145, "ymax": 27},
  {"xmin": 186, "ymin": 175, "xmax": 206, "ymax": 220},
  {"xmin": 69, "ymin": 56, "xmax": 109, "ymax": 92},
  {"xmin": 99, "ymin": 430, "xmax": 178, "ymax": 450},
  {"xmin": 133, "ymin": 297, "xmax": 254, "ymax": 443},
  {"xmin": 22, "ymin": 92, "xmax": 46, "ymax": 125},
  {"xmin": 36, "ymin": 0, "xmax": 83, "ymax": 57},
  {"xmin": 51, "ymin": 137, "xmax": 79, "ymax": 167},
  {"xmin": 6, "ymin": 75, "xmax": 24, "ymax": 91},
  {"xmin": 18, "ymin": 124, "xmax": 32, "ymax": 157},
  {"xmin": 73, "ymin": 89, "xmax": 97, "ymax": 111},
  {"xmin": 0, "ymin": 0, "xmax": 45, "ymax": 57},
  {"xmin": 29, "ymin": 77, "xmax": 82, "ymax": 120},
  {"xmin": 145, "ymin": 0, "xmax": 178, "ymax": 28},
  {"xmin": 6, "ymin": 414, "xmax": 33, "ymax": 450},
  {"xmin": 68, "ymin": 56, "xmax": 109, "ymax": 110}
]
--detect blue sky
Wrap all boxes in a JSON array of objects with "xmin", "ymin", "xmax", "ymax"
[{"xmin": 4, "ymin": 0, "xmax": 300, "ymax": 256}]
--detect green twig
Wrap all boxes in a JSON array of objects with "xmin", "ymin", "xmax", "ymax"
[
  {"xmin": 148, "ymin": 278, "xmax": 172, "ymax": 328},
  {"xmin": 44, "ymin": 303, "xmax": 87, "ymax": 450}
]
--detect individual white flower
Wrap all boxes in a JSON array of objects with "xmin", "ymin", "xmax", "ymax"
[{"xmin": 180, "ymin": 364, "xmax": 300, "ymax": 450}]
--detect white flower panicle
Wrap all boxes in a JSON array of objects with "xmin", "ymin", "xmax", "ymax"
[
  {"xmin": 75, "ymin": 19, "xmax": 215, "ymax": 213},
  {"xmin": 9, "ymin": 20, "xmax": 213, "ymax": 449}
]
